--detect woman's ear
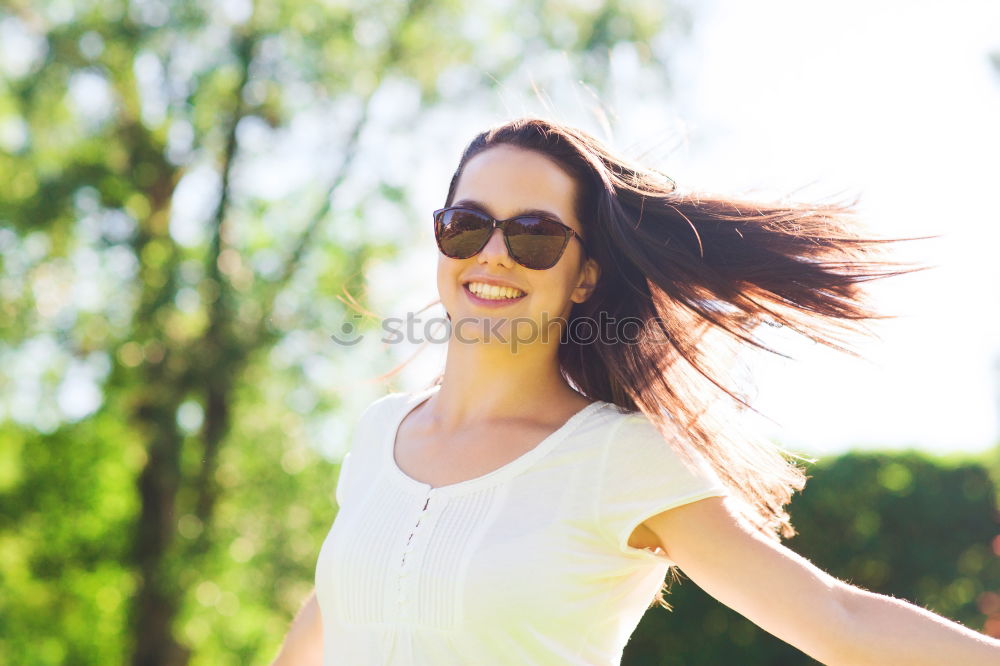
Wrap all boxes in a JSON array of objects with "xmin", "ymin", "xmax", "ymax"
[{"xmin": 571, "ymin": 257, "xmax": 601, "ymax": 303}]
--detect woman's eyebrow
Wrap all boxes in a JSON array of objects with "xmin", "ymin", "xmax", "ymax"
[{"xmin": 453, "ymin": 198, "xmax": 565, "ymax": 224}]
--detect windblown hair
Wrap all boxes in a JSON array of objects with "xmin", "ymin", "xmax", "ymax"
[{"xmin": 435, "ymin": 116, "xmax": 921, "ymax": 609}]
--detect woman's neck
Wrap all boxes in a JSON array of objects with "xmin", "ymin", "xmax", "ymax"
[{"xmin": 429, "ymin": 337, "xmax": 586, "ymax": 431}]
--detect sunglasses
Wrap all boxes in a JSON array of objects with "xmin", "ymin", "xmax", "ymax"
[{"xmin": 432, "ymin": 206, "xmax": 585, "ymax": 270}]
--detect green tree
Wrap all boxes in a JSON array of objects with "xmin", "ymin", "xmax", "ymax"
[{"xmin": 0, "ymin": 1, "xmax": 679, "ymax": 663}]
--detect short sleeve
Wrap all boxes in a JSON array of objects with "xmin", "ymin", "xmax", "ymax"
[{"xmin": 597, "ymin": 414, "xmax": 729, "ymax": 558}]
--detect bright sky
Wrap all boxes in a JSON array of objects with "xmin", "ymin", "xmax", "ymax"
[
  {"xmin": 381, "ymin": 0, "xmax": 1000, "ymax": 457},
  {"xmin": 666, "ymin": 0, "xmax": 1000, "ymax": 455}
]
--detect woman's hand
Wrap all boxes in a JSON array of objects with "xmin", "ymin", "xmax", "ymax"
[
  {"xmin": 271, "ymin": 588, "xmax": 323, "ymax": 666},
  {"xmin": 640, "ymin": 495, "xmax": 1000, "ymax": 665}
]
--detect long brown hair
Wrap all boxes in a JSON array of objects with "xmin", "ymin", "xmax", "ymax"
[{"xmin": 433, "ymin": 116, "xmax": 923, "ymax": 609}]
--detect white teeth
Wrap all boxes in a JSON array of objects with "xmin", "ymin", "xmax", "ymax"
[{"xmin": 466, "ymin": 281, "xmax": 525, "ymax": 300}]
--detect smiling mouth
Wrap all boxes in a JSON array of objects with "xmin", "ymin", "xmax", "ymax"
[{"xmin": 464, "ymin": 281, "xmax": 527, "ymax": 301}]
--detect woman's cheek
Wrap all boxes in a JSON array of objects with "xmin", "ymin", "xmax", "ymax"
[{"xmin": 436, "ymin": 257, "xmax": 465, "ymax": 316}]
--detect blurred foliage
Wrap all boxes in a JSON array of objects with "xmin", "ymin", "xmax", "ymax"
[
  {"xmin": 624, "ymin": 451, "xmax": 1000, "ymax": 665},
  {"xmin": 0, "ymin": 0, "xmax": 685, "ymax": 664}
]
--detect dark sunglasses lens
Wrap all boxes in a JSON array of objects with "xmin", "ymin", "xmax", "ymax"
[
  {"xmin": 435, "ymin": 209, "xmax": 491, "ymax": 258},
  {"xmin": 505, "ymin": 217, "xmax": 571, "ymax": 269}
]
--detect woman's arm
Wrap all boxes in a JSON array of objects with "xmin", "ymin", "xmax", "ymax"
[
  {"xmin": 639, "ymin": 495, "xmax": 1000, "ymax": 665},
  {"xmin": 270, "ymin": 588, "xmax": 323, "ymax": 666},
  {"xmin": 834, "ymin": 582, "xmax": 1000, "ymax": 664}
]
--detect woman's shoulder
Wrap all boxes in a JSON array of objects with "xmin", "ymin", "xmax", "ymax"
[
  {"xmin": 601, "ymin": 408, "xmax": 725, "ymax": 486},
  {"xmin": 341, "ymin": 386, "xmax": 437, "ymax": 463},
  {"xmin": 356, "ymin": 384, "xmax": 439, "ymax": 425},
  {"xmin": 358, "ymin": 389, "xmax": 407, "ymax": 418},
  {"xmin": 606, "ymin": 403, "xmax": 702, "ymax": 437},
  {"xmin": 589, "ymin": 404, "xmax": 665, "ymax": 441}
]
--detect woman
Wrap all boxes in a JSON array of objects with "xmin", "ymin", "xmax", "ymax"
[{"xmin": 273, "ymin": 117, "xmax": 1000, "ymax": 665}]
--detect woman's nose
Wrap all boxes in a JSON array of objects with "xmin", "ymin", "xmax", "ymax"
[{"xmin": 477, "ymin": 228, "xmax": 514, "ymax": 266}]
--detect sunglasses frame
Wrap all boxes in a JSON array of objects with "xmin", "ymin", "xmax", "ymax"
[{"xmin": 432, "ymin": 206, "xmax": 586, "ymax": 270}]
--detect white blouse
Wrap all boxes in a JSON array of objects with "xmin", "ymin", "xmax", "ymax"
[{"xmin": 315, "ymin": 384, "xmax": 730, "ymax": 665}]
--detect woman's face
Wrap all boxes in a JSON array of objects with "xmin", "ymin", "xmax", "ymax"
[{"xmin": 437, "ymin": 144, "xmax": 600, "ymax": 348}]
